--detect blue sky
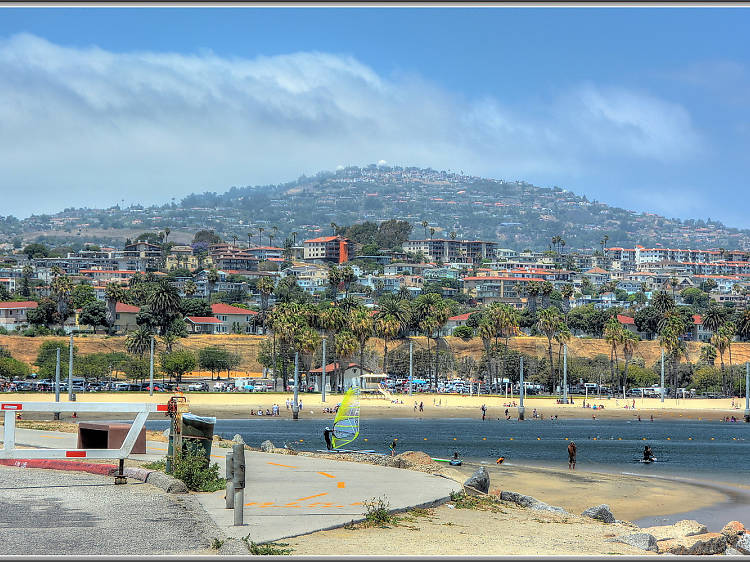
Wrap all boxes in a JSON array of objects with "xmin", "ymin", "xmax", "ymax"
[{"xmin": 1, "ymin": 7, "xmax": 749, "ymax": 228}]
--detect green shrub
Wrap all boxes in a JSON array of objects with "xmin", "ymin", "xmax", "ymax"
[
  {"xmin": 363, "ymin": 496, "xmax": 397, "ymax": 527},
  {"xmin": 170, "ymin": 441, "xmax": 226, "ymax": 492},
  {"xmin": 241, "ymin": 537, "xmax": 293, "ymax": 555}
]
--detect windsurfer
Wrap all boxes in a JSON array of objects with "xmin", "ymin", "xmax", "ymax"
[
  {"xmin": 389, "ymin": 438, "xmax": 397, "ymax": 457},
  {"xmin": 323, "ymin": 426, "xmax": 333, "ymax": 450}
]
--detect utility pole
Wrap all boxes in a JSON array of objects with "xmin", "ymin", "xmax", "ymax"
[
  {"xmin": 321, "ymin": 338, "xmax": 326, "ymax": 402},
  {"xmin": 660, "ymin": 349, "xmax": 665, "ymax": 404},
  {"xmin": 563, "ymin": 344, "xmax": 568, "ymax": 404},
  {"xmin": 409, "ymin": 339, "xmax": 413, "ymax": 397},
  {"xmin": 54, "ymin": 347, "xmax": 61, "ymax": 420},
  {"xmin": 292, "ymin": 352, "xmax": 299, "ymax": 420},
  {"xmin": 68, "ymin": 334, "xmax": 74, "ymax": 402},
  {"xmin": 149, "ymin": 335, "xmax": 155, "ymax": 397},
  {"xmin": 519, "ymin": 356, "xmax": 525, "ymax": 420}
]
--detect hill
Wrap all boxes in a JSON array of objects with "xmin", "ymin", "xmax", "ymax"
[{"xmin": 3, "ymin": 165, "xmax": 749, "ymax": 252}]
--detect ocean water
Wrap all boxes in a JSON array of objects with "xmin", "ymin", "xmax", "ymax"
[{"xmin": 145, "ymin": 416, "xmax": 750, "ymax": 485}]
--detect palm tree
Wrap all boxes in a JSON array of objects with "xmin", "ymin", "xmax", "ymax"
[
  {"xmin": 257, "ymin": 227, "xmax": 264, "ymax": 246},
  {"xmin": 699, "ymin": 344, "xmax": 717, "ymax": 366},
  {"xmin": 652, "ymin": 290, "xmax": 675, "ymax": 315},
  {"xmin": 247, "ymin": 231, "xmax": 254, "ymax": 248},
  {"xmin": 206, "ymin": 268, "xmax": 219, "ymax": 297},
  {"xmin": 328, "ymin": 265, "xmax": 342, "ymax": 301},
  {"xmin": 621, "ymin": 330, "xmax": 639, "ymax": 396},
  {"xmin": 349, "ymin": 308, "xmax": 374, "ymax": 381},
  {"xmin": 376, "ymin": 295, "xmax": 410, "ymax": 374},
  {"xmin": 414, "ymin": 293, "xmax": 449, "ymax": 387},
  {"xmin": 184, "ymin": 280, "xmax": 197, "ymax": 297},
  {"xmin": 537, "ymin": 307, "xmax": 562, "ymax": 391},
  {"xmin": 421, "ymin": 220, "xmax": 429, "ymax": 239},
  {"xmin": 737, "ymin": 309, "xmax": 750, "ymax": 341},
  {"xmin": 539, "ymin": 281, "xmax": 554, "ymax": 309},
  {"xmin": 330, "ymin": 222, "xmax": 338, "ymax": 236},
  {"xmin": 604, "ymin": 317, "xmax": 623, "ymax": 391},
  {"xmin": 660, "ymin": 324, "xmax": 682, "ymax": 395},
  {"xmin": 526, "ymin": 282, "xmax": 540, "ymax": 313},
  {"xmin": 560, "ymin": 284, "xmax": 574, "ymax": 315},
  {"xmin": 429, "ymin": 227, "xmax": 436, "ymax": 240},
  {"xmin": 147, "ymin": 280, "xmax": 182, "ymax": 335},
  {"xmin": 600, "ymin": 234, "xmax": 609, "ymax": 257},
  {"xmin": 50, "ymin": 274, "xmax": 73, "ymax": 324},
  {"xmin": 702, "ymin": 305, "xmax": 724, "ymax": 336},
  {"xmin": 669, "ymin": 276, "xmax": 679, "ymax": 299},
  {"xmin": 720, "ymin": 322, "xmax": 736, "ymax": 394},
  {"xmin": 449, "ymin": 231, "xmax": 457, "ymax": 240},
  {"xmin": 104, "ymin": 282, "xmax": 126, "ymax": 332},
  {"xmin": 478, "ymin": 320, "xmax": 496, "ymax": 388},
  {"xmin": 334, "ymin": 331, "xmax": 358, "ymax": 391},
  {"xmin": 554, "ymin": 322, "xmax": 572, "ymax": 392},
  {"xmin": 320, "ymin": 305, "xmax": 345, "ymax": 385},
  {"xmin": 711, "ymin": 331, "xmax": 729, "ymax": 394},
  {"xmin": 126, "ymin": 327, "xmax": 153, "ymax": 357},
  {"xmin": 164, "ymin": 227, "xmax": 171, "ymax": 244}
]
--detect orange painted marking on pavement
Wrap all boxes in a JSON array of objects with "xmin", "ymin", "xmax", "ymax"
[
  {"xmin": 151, "ymin": 447, "xmax": 168, "ymax": 451},
  {"xmin": 294, "ymin": 492, "xmax": 328, "ymax": 501},
  {"xmin": 317, "ymin": 471, "xmax": 336, "ymax": 478},
  {"xmin": 244, "ymin": 502, "xmax": 258, "ymax": 506},
  {"xmin": 350, "ymin": 502, "xmax": 363, "ymax": 506},
  {"xmin": 337, "ymin": 482, "xmax": 345, "ymax": 488},
  {"xmin": 268, "ymin": 462, "xmax": 297, "ymax": 468},
  {"xmin": 306, "ymin": 502, "xmax": 335, "ymax": 508},
  {"xmin": 40, "ymin": 434, "xmax": 67, "ymax": 439}
]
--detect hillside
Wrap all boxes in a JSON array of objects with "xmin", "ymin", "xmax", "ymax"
[
  {"xmin": 3, "ymin": 166, "xmax": 749, "ymax": 252},
  {"xmin": 5, "ymin": 334, "xmax": 750, "ymax": 381}
]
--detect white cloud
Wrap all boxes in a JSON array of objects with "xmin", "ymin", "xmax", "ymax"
[{"xmin": 0, "ymin": 33, "xmax": 705, "ymax": 217}]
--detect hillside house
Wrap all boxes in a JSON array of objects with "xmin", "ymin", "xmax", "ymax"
[
  {"xmin": 0, "ymin": 301, "xmax": 37, "ymax": 330},
  {"xmin": 211, "ymin": 303, "xmax": 259, "ymax": 334}
]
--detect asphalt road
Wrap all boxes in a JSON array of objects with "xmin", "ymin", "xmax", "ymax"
[{"xmin": 0, "ymin": 465, "xmax": 220, "ymax": 556}]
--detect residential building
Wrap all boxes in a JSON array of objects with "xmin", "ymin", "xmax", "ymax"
[
  {"xmin": 211, "ymin": 303, "xmax": 259, "ymax": 334},
  {"xmin": 113, "ymin": 302, "xmax": 140, "ymax": 334},
  {"xmin": 0, "ymin": 301, "xmax": 37, "ymax": 330},
  {"xmin": 402, "ymin": 239, "xmax": 497, "ymax": 264},
  {"xmin": 185, "ymin": 316, "xmax": 222, "ymax": 334},
  {"xmin": 302, "ymin": 235, "xmax": 352, "ymax": 264}
]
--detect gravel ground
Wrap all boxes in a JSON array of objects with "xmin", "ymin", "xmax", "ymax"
[{"xmin": 0, "ymin": 465, "xmax": 221, "ymax": 556}]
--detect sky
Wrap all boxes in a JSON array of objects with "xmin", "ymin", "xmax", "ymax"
[{"xmin": 1, "ymin": 7, "xmax": 749, "ymax": 227}]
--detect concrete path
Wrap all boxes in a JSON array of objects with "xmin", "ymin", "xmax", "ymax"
[
  {"xmin": 2, "ymin": 427, "xmax": 462, "ymax": 546},
  {"xmin": 0, "ymin": 464, "xmax": 218, "ymax": 555}
]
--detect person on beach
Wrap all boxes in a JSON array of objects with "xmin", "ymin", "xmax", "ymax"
[
  {"xmin": 481, "ymin": 404, "xmax": 487, "ymax": 421},
  {"xmin": 650, "ymin": 414, "xmax": 653, "ymax": 422},
  {"xmin": 389, "ymin": 438, "xmax": 397, "ymax": 457},
  {"xmin": 568, "ymin": 441, "xmax": 577, "ymax": 470},
  {"xmin": 419, "ymin": 401, "xmax": 424, "ymax": 412},
  {"xmin": 286, "ymin": 399, "xmax": 290, "ymax": 410},
  {"xmin": 323, "ymin": 427, "xmax": 333, "ymax": 450},
  {"xmin": 505, "ymin": 408, "xmax": 509, "ymax": 417}
]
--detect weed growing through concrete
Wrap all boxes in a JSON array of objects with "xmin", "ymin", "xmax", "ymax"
[
  {"xmin": 449, "ymin": 491, "xmax": 506, "ymax": 513},
  {"xmin": 211, "ymin": 538, "xmax": 225, "ymax": 550},
  {"xmin": 241, "ymin": 536, "xmax": 293, "ymax": 555},
  {"xmin": 363, "ymin": 496, "xmax": 399, "ymax": 527},
  {"xmin": 143, "ymin": 458, "xmax": 167, "ymax": 471}
]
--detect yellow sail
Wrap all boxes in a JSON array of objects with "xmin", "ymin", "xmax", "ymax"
[{"xmin": 331, "ymin": 385, "xmax": 360, "ymax": 449}]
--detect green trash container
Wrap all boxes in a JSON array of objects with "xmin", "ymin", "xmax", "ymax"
[{"xmin": 180, "ymin": 413, "xmax": 216, "ymax": 464}]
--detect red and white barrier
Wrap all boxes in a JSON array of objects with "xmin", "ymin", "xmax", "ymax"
[{"xmin": 1, "ymin": 402, "xmax": 167, "ymax": 460}]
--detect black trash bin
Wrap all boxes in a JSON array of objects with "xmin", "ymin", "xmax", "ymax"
[{"xmin": 180, "ymin": 413, "xmax": 216, "ymax": 463}]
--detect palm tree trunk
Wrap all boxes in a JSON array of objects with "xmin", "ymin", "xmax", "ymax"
[
  {"xmin": 382, "ymin": 337, "xmax": 388, "ymax": 374},
  {"xmin": 548, "ymin": 340, "xmax": 554, "ymax": 393}
]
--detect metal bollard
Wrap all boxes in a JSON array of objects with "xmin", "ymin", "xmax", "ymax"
[
  {"xmin": 225, "ymin": 451, "xmax": 234, "ymax": 509},
  {"xmin": 232, "ymin": 444, "xmax": 245, "ymax": 526}
]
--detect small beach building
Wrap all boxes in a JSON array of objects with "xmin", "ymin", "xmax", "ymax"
[{"xmin": 307, "ymin": 362, "xmax": 373, "ymax": 392}]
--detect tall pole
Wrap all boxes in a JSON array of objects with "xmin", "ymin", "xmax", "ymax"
[
  {"xmin": 321, "ymin": 338, "xmax": 327, "ymax": 402},
  {"xmin": 744, "ymin": 362, "xmax": 749, "ymax": 423},
  {"xmin": 563, "ymin": 344, "xmax": 568, "ymax": 404},
  {"xmin": 660, "ymin": 349, "xmax": 665, "ymax": 403},
  {"xmin": 54, "ymin": 347, "xmax": 61, "ymax": 420},
  {"xmin": 409, "ymin": 340, "xmax": 413, "ymax": 397},
  {"xmin": 519, "ymin": 356, "xmax": 525, "ymax": 420},
  {"xmin": 292, "ymin": 352, "xmax": 299, "ymax": 420},
  {"xmin": 68, "ymin": 334, "xmax": 73, "ymax": 401},
  {"xmin": 149, "ymin": 335, "xmax": 155, "ymax": 397}
]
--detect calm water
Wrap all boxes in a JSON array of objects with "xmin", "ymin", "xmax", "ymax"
[{"xmin": 145, "ymin": 417, "xmax": 750, "ymax": 485}]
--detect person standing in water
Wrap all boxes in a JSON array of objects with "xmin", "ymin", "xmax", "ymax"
[
  {"xmin": 568, "ymin": 441, "xmax": 577, "ymax": 470},
  {"xmin": 481, "ymin": 404, "xmax": 487, "ymax": 421},
  {"xmin": 323, "ymin": 426, "xmax": 333, "ymax": 450},
  {"xmin": 389, "ymin": 438, "xmax": 397, "ymax": 457}
]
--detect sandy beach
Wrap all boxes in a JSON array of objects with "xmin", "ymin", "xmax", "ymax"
[{"xmin": 3, "ymin": 392, "xmax": 746, "ymax": 422}]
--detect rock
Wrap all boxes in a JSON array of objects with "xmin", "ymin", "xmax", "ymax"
[
  {"xmin": 725, "ymin": 546, "xmax": 743, "ymax": 556},
  {"xmin": 581, "ymin": 504, "xmax": 615, "ymax": 523},
  {"xmin": 613, "ymin": 532, "xmax": 658, "ymax": 552},
  {"xmin": 217, "ymin": 538, "xmax": 250, "ymax": 555},
  {"xmin": 721, "ymin": 521, "xmax": 747, "ymax": 546},
  {"xmin": 392, "ymin": 451, "xmax": 437, "ymax": 469},
  {"xmin": 660, "ymin": 532, "xmax": 727, "ymax": 555},
  {"xmin": 232, "ymin": 434, "xmax": 246, "ymax": 445},
  {"xmin": 735, "ymin": 534, "xmax": 750, "ymax": 554},
  {"xmin": 260, "ymin": 440, "xmax": 275, "ymax": 452},
  {"xmin": 122, "ymin": 467, "xmax": 153, "ymax": 482},
  {"xmin": 464, "ymin": 467, "xmax": 490, "ymax": 495},
  {"xmin": 642, "ymin": 519, "xmax": 708, "ymax": 541},
  {"xmin": 499, "ymin": 491, "xmax": 568, "ymax": 515},
  {"xmin": 145, "ymin": 471, "xmax": 189, "ymax": 494}
]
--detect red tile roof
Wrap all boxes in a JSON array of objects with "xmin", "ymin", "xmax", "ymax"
[
  {"xmin": 308, "ymin": 362, "xmax": 360, "ymax": 374},
  {"xmin": 211, "ymin": 303, "xmax": 258, "ymax": 315},
  {"xmin": 449, "ymin": 313, "xmax": 472, "ymax": 321},
  {"xmin": 185, "ymin": 316, "xmax": 222, "ymax": 324},
  {"xmin": 693, "ymin": 314, "xmax": 702, "ymax": 325},
  {"xmin": 0, "ymin": 301, "xmax": 37, "ymax": 310},
  {"xmin": 617, "ymin": 314, "xmax": 635, "ymax": 325},
  {"xmin": 115, "ymin": 302, "xmax": 140, "ymax": 313},
  {"xmin": 304, "ymin": 236, "xmax": 340, "ymax": 243}
]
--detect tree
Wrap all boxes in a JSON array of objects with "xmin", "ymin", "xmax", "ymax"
[
  {"xmin": 71, "ymin": 284, "xmax": 97, "ymax": 309},
  {"xmin": 537, "ymin": 307, "xmax": 562, "ymax": 391},
  {"xmin": 79, "ymin": 301, "xmax": 110, "ymax": 333},
  {"xmin": 413, "ymin": 293, "xmax": 450, "ymax": 386},
  {"xmin": 183, "ymin": 280, "xmax": 198, "ymax": 297},
  {"xmin": 349, "ymin": 307, "xmax": 374, "ymax": 380},
  {"xmin": 560, "ymin": 284, "xmax": 574, "ymax": 315},
  {"xmin": 681, "ymin": 287, "xmax": 709, "ymax": 309},
  {"xmin": 50, "ymin": 274, "xmax": 73, "ymax": 323},
  {"xmin": 104, "ymin": 282, "xmax": 126, "ymax": 332},
  {"xmin": 652, "ymin": 291, "xmax": 675, "ymax": 315},
  {"xmin": 452, "ymin": 326, "xmax": 473, "ymax": 339},
  {"xmin": 621, "ymin": 330, "xmax": 639, "ymax": 395},
  {"xmin": 147, "ymin": 280, "xmax": 182, "ymax": 334},
  {"xmin": 634, "ymin": 306, "xmax": 661, "ymax": 339},
  {"xmin": 702, "ymin": 305, "xmax": 724, "ymax": 336},
  {"xmin": 192, "ymin": 230, "xmax": 221, "ymax": 245},
  {"xmin": 180, "ymin": 298, "xmax": 212, "ymax": 317},
  {"xmin": 604, "ymin": 317, "xmax": 624, "ymax": 392},
  {"xmin": 375, "ymin": 295, "xmax": 410, "ymax": 374},
  {"xmin": 126, "ymin": 327, "xmax": 154, "ymax": 358},
  {"xmin": 160, "ymin": 350, "xmax": 196, "ymax": 383},
  {"xmin": 699, "ymin": 344, "xmax": 717, "ymax": 366},
  {"xmin": 0, "ymin": 356, "xmax": 30, "ymax": 379},
  {"xmin": 35, "ymin": 340, "xmax": 77, "ymax": 378},
  {"xmin": 23, "ymin": 243, "xmax": 51, "ymax": 260},
  {"xmin": 334, "ymin": 331, "xmax": 358, "ymax": 390},
  {"xmin": 26, "ymin": 298, "xmax": 58, "ymax": 328}
]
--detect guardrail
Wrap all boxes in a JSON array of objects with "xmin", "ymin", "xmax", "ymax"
[{"xmin": 0, "ymin": 401, "xmax": 167, "ymax": 460}]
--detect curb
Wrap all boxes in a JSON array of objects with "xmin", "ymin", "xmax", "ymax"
[
  {"xmin": 0, "ymin": 458, "xmax": 117, "ymax": 475},
  {"xmin": 123, "ymin": 466, "xmax": 189, "ymax": 494}
]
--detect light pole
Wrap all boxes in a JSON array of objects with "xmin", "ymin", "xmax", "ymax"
[
  {"xmin": 519, "ymin": 356, "xmax": 525, "ymax": 421},
  {"xmin": 745, "ymin": 362, "xmax": 749, "ymax": 423},
  {"xmin": 408, "ymin": 339, "xmax": 413, "ymax": 398},
  {"xmin": 149, "ymin": 335, "xmax": 154, "ymax": 397},
  {"xmin": 321, "ymin": 337, "xmax": 326, "ymax": 402},
  {"xmin": 54, "ymin": 347, "xmax": 61, "ymax": 420},
  {"xmin": 563, "ymin": 344, "xmax": 568, "ymax": 404},
  {"xmin": 68, "ymin": 334, "xmax": 74, "ymax": 402},
  {"xmin": 660, "ymin": 349, "xmax": 665, "ymax": 404},
  {"xmin": 292, "ymin": 352, "xmax": 299, "ymax": 420}
]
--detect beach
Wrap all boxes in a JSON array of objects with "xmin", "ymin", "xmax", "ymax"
[{"xmin": 3, "ymin": 392, "xmax": 745, "ymax": 422}]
